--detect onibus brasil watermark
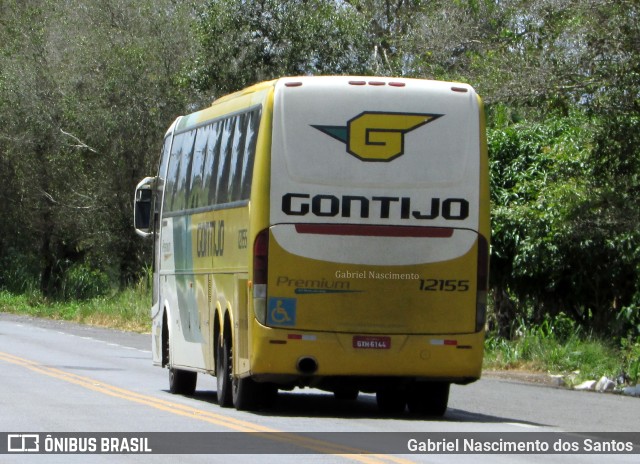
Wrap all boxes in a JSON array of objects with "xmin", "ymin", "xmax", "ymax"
[{"xmin": 4, "ymin": 432, "xmax": 638, "ymax": 455}]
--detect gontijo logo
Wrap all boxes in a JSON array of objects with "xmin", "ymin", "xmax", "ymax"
[{"xmin": 313, "ymin": 112, "xmax": 442, "ymax": 162}]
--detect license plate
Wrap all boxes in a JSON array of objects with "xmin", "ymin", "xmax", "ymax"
[{"xmin": 352, "ymin": 336, "xmax": 391, "ymax": 349}]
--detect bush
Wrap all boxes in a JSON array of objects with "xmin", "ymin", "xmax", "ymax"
[
  {"xmin": 488, "ymin": 110, "xmax": 640, "ymax": 338},
  {"xmin": 0, "ymin": 249, "xmax": 40, "ymax": 294},
  {"xmin": 620, "ymin": 337, "xmax": 640, "ymax": 385},
  {"xmin": 484, "ymin": 314, "xmax": 622, "ymax": 385},
  {"xmin": 62, "ymin": 263, "xmax": 110, "ymax": 301}
]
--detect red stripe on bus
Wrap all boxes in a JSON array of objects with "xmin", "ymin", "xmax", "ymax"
[{"xmin": 294, "ymin": 224, "xmax": 454, "ymax": 238}]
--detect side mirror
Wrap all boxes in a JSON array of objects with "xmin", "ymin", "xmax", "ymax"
[{"xmin": 134, "ymin": 177, "xmax": 156, "ymax": 237}]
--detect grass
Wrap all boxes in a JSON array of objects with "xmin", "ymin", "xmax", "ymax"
[
  {"xmin": 484, "ymin": 330, "xmax": 621, "ymax": 385},
  {"xmin": 1, "ymin": 288, "xmax": 638, "ymax": 386},
  {"xmin": 0, "ymin": 284, "xmax": 150, "ymax": 333},
  {"xmin": 483, "ymin": 315, "xmax": 640, "ymax": 386}
]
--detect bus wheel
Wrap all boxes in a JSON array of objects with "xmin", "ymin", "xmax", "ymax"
[
  {"xmin": 167, "ymin": 329, "xmax": 197, "ymax": 395},
  {"xmin": 232, "ymin": 376, "xmax": 277, "ymax": 411},
  {"xmin": 376, "ymin": 387, "xmax": 406, "ymax": 414},
  {"xmin": 216, "ymin": 336, "xmax": 233, "ymax": 408},
  {"xmin": 233, "ymin": 375, "xmax": 263, "ymax": 411},
  {"xmin": 168, "ymin": 368, "xmax": 197, "ymax": 395},
  {"xmin": 406, "ymin": 382, "xmax": 450, "ymax": 417}
]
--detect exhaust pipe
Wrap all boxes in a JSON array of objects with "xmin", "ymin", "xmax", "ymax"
[{"xmin": 296, "ymin": 356, "xmax": 318, "ymax": 375}]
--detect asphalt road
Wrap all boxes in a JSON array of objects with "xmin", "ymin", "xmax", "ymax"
[{"xmin": 1, "ymin": 313, "xmax": 638, "ymax": 464}]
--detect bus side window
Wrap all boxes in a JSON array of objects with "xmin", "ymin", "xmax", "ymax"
[
  {"xmin": 190, "ymin": 125, "xmax": 210, "ymax": 209},
  {"xmin": 158, "ymin": 135, "xmax": 172, "ymax": 182},
  {"xmin": 228, "ymin": 113, "xmax": 247, "ymax": 202},
  {"xmin": 175, "ymin": 130, "xmax": 196, "ymax": 212},
  {"xmin": 240, "ymin": 108, "xmax": 261, "ymax": 200},
  {"xmin": 204, "ymin": 121, "xmax": 221, "ymax": 206},
  {"xmin": 153, "ymin": 135, "xmax": 173, "ymax": 230},
  {"xmin": 164, "ymin": 133, "xmax": 184, "ymax": 212},
  {"xmin": 215, "ymin": 117, "xmax": 235, "ymax": 205}
]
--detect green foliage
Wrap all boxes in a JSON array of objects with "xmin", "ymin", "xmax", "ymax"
[
  {"xmin": 489, "ymin": 113, "xmax": 594, "ymax": 328},
  {"xmin": 188, "ymin": 0, "xmax": 373, "ymax": 95},
  {"xmin": 61, "ymin": 263, "xmax": 110, "ymax": 301},
  {"xmin": 0, "ymin": 281, "xmax": 151, "ymax": 333},
  {"xmin": 620, "ymin": 337, "xmax": 640, "ymax": 384},
  {"xmin": 484, "ymin": 315, "xmax": 622, "ymax": 385},
  {"xmin": 0, "ymin": 250, "xmax": 40, "ymax": 294},
  {"xmin": 488, "ymin": 106, "xmax": 640, "ymax": 339},
  {"xmin": 0, "ymin": 0, "xmax": 197, "ymax": 296}
]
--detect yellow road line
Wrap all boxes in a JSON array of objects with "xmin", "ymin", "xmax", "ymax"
[{"xmin": 0, "ymin": 351, "xmax": 413, "ymax": 464}]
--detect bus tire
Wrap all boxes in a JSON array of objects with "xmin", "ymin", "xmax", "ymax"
[
  {"xmin": 167, "ymin": 327, "xmax": 197, "ymax": 395},
  {"xmin": 233, "ymin": 375, "xmax": 262, "ymax": 411},
  {"xmin": 168, "ymin": 368, "xmax": 197, "ymax": 395},
  {"xmin": 407, "ymin": 382, "xmax": 450, "ymax": 417},
  {"xmin": 216, "ymin": 336, "xmax": 233, "ymax": 408},
  {"xmin": 376, "ymin": 387, "xmax": 406, "ymax": 414}
]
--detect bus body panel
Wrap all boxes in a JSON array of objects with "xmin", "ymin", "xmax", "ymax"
[
  {"xmin": 159, "ymin": 206, "xmax": 253, "ymax": 371},
  {"xmin": 270, "ymin": 77, "xmax": 481, "ymax": 231},
  {"xmin": 151, "ymin": 123, "xmax": 179, "ymax": 367},
  {"xmin": 264, "ymin": 76, "xmax": 486, "ymax": 349},
  {"xmin": 249, "ymin": 324, "xmax": 484, "ymax": 382},
  {"xmin": 149, "ymin": 85, "xmax": 273, "ymax": 374},
  {"xmin": 266, "ymin": 228, "xmax": 480, "ymax": 334}
]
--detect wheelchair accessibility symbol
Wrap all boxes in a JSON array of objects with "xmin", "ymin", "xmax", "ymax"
[{"xmin": 267, "ymin": 297, "xmax": 297, "ymax": 326}]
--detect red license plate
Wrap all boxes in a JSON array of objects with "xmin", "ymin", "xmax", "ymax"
[{"xmin": 352, "ymin": 336, "xmax": 391, "ymax": 349}]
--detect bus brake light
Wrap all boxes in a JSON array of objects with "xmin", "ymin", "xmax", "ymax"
[
  {"xmin": 253, "ymin": 229, "xmax": 269, "ymax": 285},
  {"xmin": 253, "ymin": 229, "xmax": 269, "ymax": 324}
]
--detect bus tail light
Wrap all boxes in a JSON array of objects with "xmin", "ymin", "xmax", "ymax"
[
  {"xmin": 476, "ymin": 235, "xmax": 489, "ymax": 332},
  {"xmin": 253, "ymin": 229, "xmax": 269, "ymax": 324}
]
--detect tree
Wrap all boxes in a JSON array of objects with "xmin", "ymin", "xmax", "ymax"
[
  {"xmin": 488, "ymin": 113, "xmax": 592, "ymax": 334},
  {"xmin": 0, "ymin": 0, "xmax": 197, "ymax": 296},
  {"xmin": 188, "ymin": 0, "xmax": 373, "ymax": 96}
]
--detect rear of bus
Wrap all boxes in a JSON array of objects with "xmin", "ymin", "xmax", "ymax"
[{"xmin": 251, "ymin": 76, "xmax": 489, "ymax": 413}]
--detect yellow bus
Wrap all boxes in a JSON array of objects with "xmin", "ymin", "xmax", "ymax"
[{"xmin": 134, "ymin": 76, "xmax": 489, "ymax": 415}]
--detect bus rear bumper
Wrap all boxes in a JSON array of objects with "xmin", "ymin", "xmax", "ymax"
[{"xmin": 248, "ymin": 326, "xmax": 484, "ymax": 387}]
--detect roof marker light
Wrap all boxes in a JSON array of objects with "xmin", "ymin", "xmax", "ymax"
[
  {"xmin": 389, "ymin": 82, "xmax": 406, "ymax": 87},
  {"xmin": 451, "ymin": 86, "xmax": 468, "ymax": 93},
  {"xmin": 285, "ymin": 82, "xmax": 303, "ymax": 87},
  {"xmin": 348, "ymin": 80, "xmax": 367, "ymax": 86}
]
